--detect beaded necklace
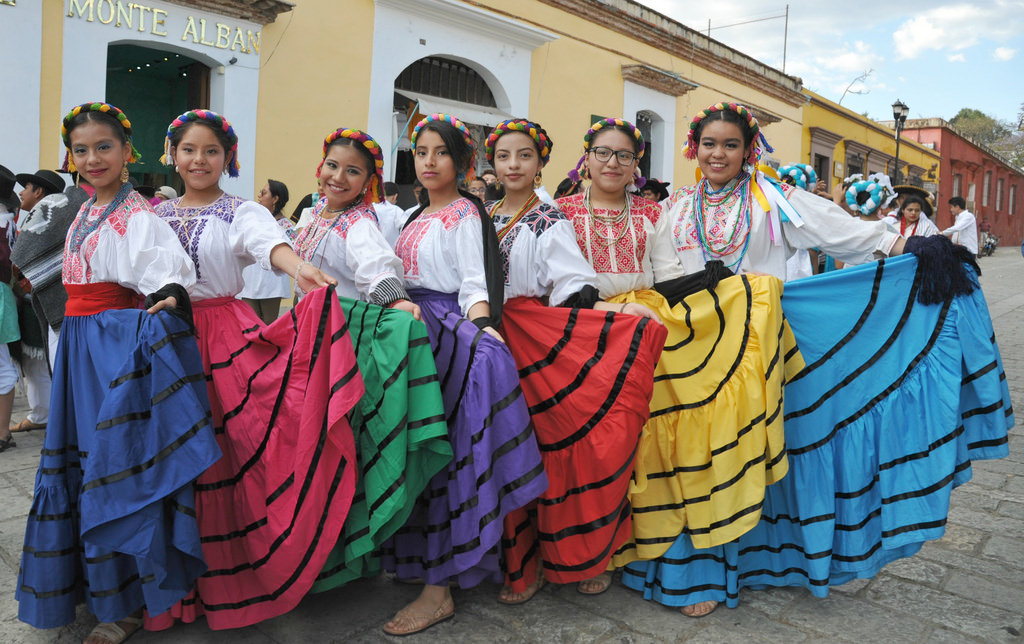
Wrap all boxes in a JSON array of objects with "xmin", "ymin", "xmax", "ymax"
[
  {"xmin": 68, "ymin": 181, "xmax": 133, "ymax": 256},
  {"xmin": 489, "ymin": 193, "xmax": 539, "ymax": 242},
  {"xmin": 295, "ymin": 199, "xmax": 358, "ymax": 267},
  {"xmin": 584, "ymin": 186, "xmax": 632, "ymax": 247},
  {"xmin": 691, "ymin": 174, "xmax": 752, "ymax": 269}
]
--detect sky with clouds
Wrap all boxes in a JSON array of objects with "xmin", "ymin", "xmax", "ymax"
[{"xmin": 640, "ymin": 0, "xmax": 1024, "ymax": 126}]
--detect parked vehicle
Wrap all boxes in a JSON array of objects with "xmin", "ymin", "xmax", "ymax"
[{"xmin": 980, "ymin": 232, "xmax": 999, "ymax": 257}]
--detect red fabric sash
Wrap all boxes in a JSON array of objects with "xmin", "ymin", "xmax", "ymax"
[{"xmin": 65, "ymin": 283, "xmax": 142, "ymax": 316}]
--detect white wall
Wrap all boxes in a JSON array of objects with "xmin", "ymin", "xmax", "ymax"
[
  {"xmin": 623, "ymin": 81, "xmax": 676, "ymax": 185},
  {"xmin": 59, "ymin": 0, "xmax": 262, "ymax": 197},
  {"xmin": 1, "ymin": 2, "xmax": 42, "ymax": 176},
  {"xmin": 370, "ymin": 0, "xmax": 556, "ymax": 180}
]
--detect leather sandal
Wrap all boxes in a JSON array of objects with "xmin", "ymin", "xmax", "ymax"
[
  {"xmin": 11, "ymin": 418, "xmax": 46, "ymax": 432},
  {"xmin": 382, "ymin": 596, "xmax": 455, "ymax": 636},
  {"xmin": 0, "ymin": 434, "xmax": 14, "ymax": 453},
  {"xmin": 84, "ymin": 615, "xmax": 143, "ymax": 644},
  {"xmin": 577, "ymin": 572, "xmax": 612, "ymax": 596},
  {"xmin": 680, "ymin": 600, "xmax": 719, "ymax": 618},
  {"xmin": 498, "ymin": 574, "xmax": 545, "ymax": 605}
]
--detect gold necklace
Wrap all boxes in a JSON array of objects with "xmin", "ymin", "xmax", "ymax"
[{"xmin": 585, "ymin": 186, "xmax": 632, "ymax": 247}]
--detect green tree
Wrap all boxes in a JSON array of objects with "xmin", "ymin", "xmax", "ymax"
[
  {"xmin": 950, "ymin": 107, "xmax": 1024, "ymax": 169},
  {"xmin": 949, "ymin": 108, "xmax": 1010, "ymax": 146}
]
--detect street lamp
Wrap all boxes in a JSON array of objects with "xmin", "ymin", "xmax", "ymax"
[{"xmin": 891, "ymin": 99, "xmax": 909, "ymax": 184}]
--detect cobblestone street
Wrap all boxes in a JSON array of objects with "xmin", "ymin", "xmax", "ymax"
[{"xmin": 2, "ymin": 251, "xmax": 1022, "ymax": 644}]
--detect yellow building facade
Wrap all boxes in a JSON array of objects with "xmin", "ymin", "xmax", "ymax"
[
  {"xmin": 253, "ymin": 0, "xmax": 807, "ymax": 203},
  {"xmin": 9, "ymin": 0, "xmax": 813, "ymax": 205},
  {"xmin": 801, "ymin": 90, "xmax": 941, "ymax": 195}
]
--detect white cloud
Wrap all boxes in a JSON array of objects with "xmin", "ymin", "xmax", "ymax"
[
  {"xmin": 891, "ymin": 2, "xmax": 1024, "ymax": 60},
  {"xmin": 994, "ymin": 47, "xmax": 1016, "ymax": 60},
  {"xmin": 947, "ymin": 53, "xmax": 966, "ymax": 62}
]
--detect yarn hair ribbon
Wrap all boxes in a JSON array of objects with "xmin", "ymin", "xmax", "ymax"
[
  {"xmin": 317, "ymin": 128, "xmax": 385, "ymax": 205},
  {"xmin": 683, "ymin": 102, "xmax": 774, "ymax": 167},
  {"xmin": 778, "ymin": 163, "xmax": 818, "ymax": 190},
  {"xmin": 411, "ymin": 113, "xmax": 475, "ymax": 151},
  {"xmin": 161, "ymin": 109, "xmax": 241, "ymax": 178},
  {"xmin": 484, "ymin": 119, "xmax": 553, "ymax": 167},
  {"xmin": 567, "ymin": 117, "xmax": 646, "ymax": 189},
  {"xmin": 845, "ymin": 179, "xmax": 884, "ymax": 216},
  {"xmin": 60, "ymin": 102, "xmax": 141, "ymax": 173}
]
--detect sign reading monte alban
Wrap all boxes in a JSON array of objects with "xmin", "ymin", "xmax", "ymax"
[{"xmin": 66, "ymin": 0, "xmax": 261, "ymax": 55}]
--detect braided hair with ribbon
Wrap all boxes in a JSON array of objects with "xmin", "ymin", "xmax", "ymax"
[
  {"xmin": 683, "ymin": 102, "xmax": 774, "ymax": 167},
  {"xmin": 778, "ymin": 163, "xmax": 818, "ymax": 190},
  {"xmin": 567, "ymin": 117, "xmax": 646, "ymax": 189},
  {"xmin": 317, "ymin": 128, "xmax": 385, "ymax": 205},
  {"xmin": 484, "ymin": 118, "xmax": 553, "ymax": 167},
  {"xmin": 60, "ymin": 102, "xmax": 141, "ymax": 173},
  {"xmin": 161, "ymin": 109, "xmax": 241, "ymax": 178}
]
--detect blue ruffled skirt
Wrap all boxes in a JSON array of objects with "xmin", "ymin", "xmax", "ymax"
[
  {"xmin": 624, "ymin": 255, "xmax": 1012, "ymax": 607},
  {"xmin": 17, "ymin": 310, "xmax": 220, "ymax": 628}
]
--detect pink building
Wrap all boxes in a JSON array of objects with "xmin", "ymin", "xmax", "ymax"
[{"xmin": 900, "ymin": 118, "xmax": 1023, "ymax": 246}]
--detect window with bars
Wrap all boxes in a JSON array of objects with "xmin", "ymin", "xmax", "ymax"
[{"xmin": 395, "ymin": 56, "xmax": 496, "ymax": 107}]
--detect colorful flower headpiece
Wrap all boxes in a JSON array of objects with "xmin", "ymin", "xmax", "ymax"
[
  {"xmin": 684, "ymin": 102, "xmax": 773, "ymax": 166},
  {"xmin": 484, "ymin": 119, "xmax": 553, "ymax": 167},
  {"xmin": 568, "ymin": 117, "xmax": 646, "ymax": 188},
  {"xmin": 411, "ymin": 113, "xmax": 475, "ymax": 151},
  {"xmin": 317, "ymin": 128, "xmax": 385, "ymax": 205},
  {"xmin": 161, "ymin": 109, "xmax": 240, "ymax": 178},
  {"xmin": 778, "ymin": 163, "xmax": 818, "ymax": 190},
  {"xmin": 60, "ymin": 102, "xmax": 141, "ymax": 173},
  {"xmin": 845, "ymin": 179, "xmax": 884, "ymax": 216}
]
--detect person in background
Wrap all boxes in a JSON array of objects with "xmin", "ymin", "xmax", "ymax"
[
  {"xmin": 290, "ymin": 179, "xmax": 321, "ymax": 225},
  {"xmin": 942, "ymin": 196, "xmax": 978, "ymax": 255},
  {"xmin": 153, "ymin": 185, "xmax": 177, "ymax": 205},
  {"xmin": 238, "ymin": 179, "xmax": 294, "ymax": 324},
  {"xmin": 10, "ymin": 170, "xmax": 65, "ymax": 434},
  {"xmin": 467, "ymin": 176, "xmax": 487, "ymax": 201},
  {"xmin": 373, "ymin": 180, "xmax": 406, "ymax": 247},
  {"xmin": 0, "ymin": 166, "xmax": 23, "ymax": 453},
  {"xmin": 402, "ymin": 179, "xmax": 425, "ymax": 220},
  {"xmin": 480, "ymin": 167, "xmax": 498, "ymax": 186},
  {"xmin": 640, "ymin": 178, "xmax": 669, "ymax": 202},
  {"xmin": 10, "ymin": 179, "xmax": 88, "ymax": 367}
]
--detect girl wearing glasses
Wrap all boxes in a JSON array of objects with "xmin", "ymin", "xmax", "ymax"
[
  {"xmin": 482, "ymin": 119, "xmax": 666, "ymax": 606},
  {"xmin": 554, "ymin": 118, "xmax": 689, "ymax": 597}
]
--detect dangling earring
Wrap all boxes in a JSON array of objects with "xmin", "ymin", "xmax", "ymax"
[
  {"xmin": 533, "ymin": 174, "xmax": 542, "ymax": 188},
  {"xmin": 120, "ymin": 164, "xmax": 130, "ymax": 184}
]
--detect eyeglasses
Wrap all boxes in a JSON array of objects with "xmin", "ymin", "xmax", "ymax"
[{"xmin": 589, "ymin": 146, "xmax": 638, "ymax": 164}]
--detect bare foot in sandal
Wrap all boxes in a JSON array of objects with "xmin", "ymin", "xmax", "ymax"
[
  {"xmin": 681, "ymin": 600, "xmax": 718, "ymax": 617},
  {"xmin": 383, "ymin": 584, "xmax": 455, "ymax": 636},
  {"xmin": 577, "ymin": 572, "xmax": 612, "ymax": 595},
  {"xmin": 84, "ymin": 613, "xmax": 142, "ymax": 644},
  {"xmin": 498, "ymin": 574, "xmax": 545, "ymax": 605}
]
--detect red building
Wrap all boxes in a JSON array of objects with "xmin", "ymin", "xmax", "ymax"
[{"xmin": 900, "ymin": 118, "xmax": 1024, "ymax": 246}]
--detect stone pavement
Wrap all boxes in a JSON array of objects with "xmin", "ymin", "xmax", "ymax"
[{"xmin": 1, "ymin": 251, "xmax": 1022, "ymax": 644}]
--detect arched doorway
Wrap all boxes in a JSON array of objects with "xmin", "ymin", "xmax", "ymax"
[
  {"xmin": 390, "ymin": 56, "xmax": 512, "ymax": 207},
  {"xmin": 105, "ymin": 43, "xmax": 210, "ymax": 193}
]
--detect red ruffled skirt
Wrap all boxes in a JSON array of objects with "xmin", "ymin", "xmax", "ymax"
[
  {"xmin": 146, "ymin": 287, "xmax": 363, "ymax": 630},
  {"xmin": 499, "ymin": 297, "xmax": 666, "ymax": 591}
]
